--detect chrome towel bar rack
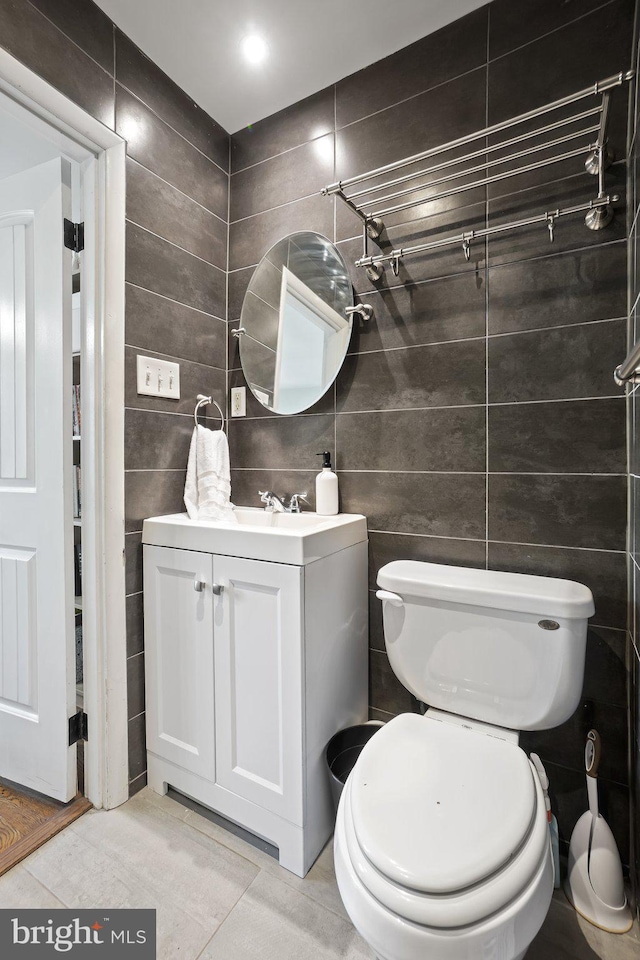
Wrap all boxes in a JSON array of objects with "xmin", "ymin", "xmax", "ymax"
[
  {"xmin": 322, "ymin": 70, "xmax": 633, "ymax": 280},
  {"xmin": 194, "ymin": 394, "xmax": 225, "ymax": 430},
  {"xmin": 614, "ymin": 342, "xmax": 640, "ymax": 386}
]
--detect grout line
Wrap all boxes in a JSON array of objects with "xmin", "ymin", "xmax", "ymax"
[
  {"xmin": 127, "ymin": 156, "xmax": 228, "ymax": 225},
  {"xmin": 24, "ymin": 0, "xmax": 115, "ymax": 80},
  {"xmin": 115, "ymin": 79, "xmax": 229, "ymax": 176},
  {"xmin": 337, "ymin": 316, "xmax": 626, "ymax": 360},
  {"xmin": 128, "ymin": 771, "xmax": 148, "ymax": 788},
  {"xmin": 125, "ymin": 281, "xmax": 226, "ymax": 323},
  {"xmin": 229, "ymin": 188, "xmax": 324, "ymax": 226},
  {"xmin": 126, "ymin": 218, "xmax": 226, "ymax": 272},
  {"xmin": 125, "ymin": 406, "xmax": 222, "ymax": 420},
  {"xmin": 335, "ymin": 63, "xmax": 488, "ymax": 135},
  {"xmin": 124, "ymin": 345, "xmax": 225, "ymax": 372},
  {"xmin": 229, "ymin": 130, "xmax": 333, "ymax": 179},
  {"xmin": 229, "ymin": 397, "xmax": 624, "ymax": 419},
  {"xmin": 487, "ymin": 0, "xmax": 622, "ymax": 67},
  {"xmin": 486, "ymin": 538, "xmax": 626, "ymax": 555}
]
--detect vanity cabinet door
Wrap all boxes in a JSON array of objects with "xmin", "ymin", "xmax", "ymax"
[
  {"xmin": 213, "ymin": 555, "xmax": 304, "ymax": 825},
  {"xmin": 144, "ymin": 545, "xmax": 215, "ymax": 781}
]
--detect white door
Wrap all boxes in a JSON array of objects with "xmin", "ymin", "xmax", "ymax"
[
  {"xmin": 0, "ymin": 158, "xmax": 76, "ymax": 802},
  {"xmin": 144, "ymin": 546, "xmax": 216, "ymax": 781},
  {"xmin": 214, "ymin": 556, "xmax": 304, "ymax": 825}
]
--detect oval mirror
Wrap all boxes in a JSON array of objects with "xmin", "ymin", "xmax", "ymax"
[{"xmin": 238, "ymin": 231, "xmax": 354, "ymax": 415}]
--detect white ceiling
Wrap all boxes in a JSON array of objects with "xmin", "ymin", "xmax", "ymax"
[{"xmin": 95, "ymin": 0, "xmax": 489, "ymax": 133}]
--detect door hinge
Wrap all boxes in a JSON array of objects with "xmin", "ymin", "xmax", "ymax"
[
  {"xmin": 63, "ymin": 219, "xmax": 84, "ymax": 253},
  {"xmin": 68, "ymin": 710, "xmax": 88, "ymax": 745}
]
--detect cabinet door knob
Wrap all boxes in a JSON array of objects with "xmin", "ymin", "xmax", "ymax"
[
  {"xmin": 212, "ymin": 583, "xmax": 223, "ymax": 596},
  {"xmin": 193, "ymin": 577, "xmax": 206, "ymax": 592}
]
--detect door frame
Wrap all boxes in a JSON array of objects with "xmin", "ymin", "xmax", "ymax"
[{"xmin": 0, "ymin": 49, "xmax": 128, "ymax": 809}]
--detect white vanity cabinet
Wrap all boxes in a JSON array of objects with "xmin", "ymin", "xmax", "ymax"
[{"xmin": 142, "ymin": 510, "xmax": 368, "ymax": 878}]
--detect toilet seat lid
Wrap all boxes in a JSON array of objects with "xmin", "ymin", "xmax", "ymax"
[{"xmin": 350, "ymin": 714, "xmax": 536, "ymax": 894}]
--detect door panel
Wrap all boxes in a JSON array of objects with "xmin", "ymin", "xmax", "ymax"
[
  {"xmin": 214, "ymin": 556, "xmax": 303, "ymax": 825},
  {"xmin": 0, "ymin": 220, "xmax": 30, "ymax": 480},
  {"xmin": 144, "ymin": 546, "xmax": 215, "ymax": 780},
  {"xmin": 0, "ymin": 158, "xmax": 75, "ymax": 802}
]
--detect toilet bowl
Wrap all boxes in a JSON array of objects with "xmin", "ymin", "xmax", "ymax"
[{"xmin": 334, "ymin": 560, "xmax": 594, "ymax": 960}]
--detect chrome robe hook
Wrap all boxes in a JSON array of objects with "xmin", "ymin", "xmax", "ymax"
[{"xmin": 547, "ymin": 213, "xmax": 556, "ymax": 243}]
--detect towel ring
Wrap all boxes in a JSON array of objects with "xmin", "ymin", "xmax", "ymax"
[{"xmin": 194, "ymin": 394, "xmax": 225, "ymax": 431}]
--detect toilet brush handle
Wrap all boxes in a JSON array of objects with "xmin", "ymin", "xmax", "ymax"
[
  {"xmin": 585, "ymin": 729, "xmax": 601, "ymax": 778},
  {"xmin": 585, "ymin": 729, "xmax": 601, "ymax": 819}
]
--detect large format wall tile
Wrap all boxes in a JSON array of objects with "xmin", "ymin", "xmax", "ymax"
[
  {"xmin": 125, "ymin": 284, "xmax": 227, "ymax": 368},
  {"xmin": 488, "ymin": 474, "xmax": 627, "ymax": 550},
  {"xmin": 126, "ymin": 159, "xmax": 227, "ymax": 268},
  {"xmin": 336, "ymin": 7, "xmax": 488, "ymax": 128},
  {"xmin": 125, "ymin": 409, "xmax": 198, "ymax": 471},
  {"xmin": 229, "ymin": 194, "xmax": 334, "ymax": 271},
  {"xmin": 349, "ymin": 273, "xmax": 486, "ymax": 353},
  {"xmin": 231, "ymin": 87, "xmax": 335, "ymax": 172},
  {"xmin": 229, "ymin": 415, "xmax": 335, "ymax": 471},
  {"xmin": 339, "ymin": 471, "xmax": 486, "ymax": 539},
  {"xmin": 29, "ymin": 0, "xmax": 115, "ymax": 73},
  {"xmin": 126, "ymin": 223, "xmax": 226, "ymax": 318},
  {"xmin": 116, "ymin": 86, "xmax": 228, "ymax": 219},
  {"xmin": 230, "ymin": 135, "xmax": 334, "ymax": 221},
  {"xmin": 337, "ymin": 338, "xmax": 485, "ymax": 412},
  {"xmin": 488, "ymin": 398, "xmax": 626, "ymax": 474},
  {"xmin": 115, "ymin": 30, "xmax": 229, "ymax": 169},
  {"xmin": 337, "ymin": 407, "xmax": 485, "ymax": 472},
  {"xmin": 487, "ymin": 173, "xmax": 628, "ymax": 265},
  {"xmin": 488, "ymin": 319, "xmax": 626, "ymax": 403},
  {"xmin": 488, "ymin": 0, "xmax": 607, "ymax": 61},
  {"xmin": 487, "ymin": 243, "xmax": 627, "ymax": 334},
  {"xmin": 488, "ymin": 0, "xmax": 633, "ymax": 153},
  {"xmin": 336, "ymin": 67, "xmax": 487, "ymax": 186},
  {"xmin": 125, "ymin": 469, "xmax": 187, "ymax": 533},
  {"xmin": 0, "ymin": 0, "xmax": 114, "ymax": 127}
]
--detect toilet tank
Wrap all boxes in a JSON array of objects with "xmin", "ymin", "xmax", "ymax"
[{"xmin": 376, "ymin": 561, "xmax": 595, "ymax": 731}]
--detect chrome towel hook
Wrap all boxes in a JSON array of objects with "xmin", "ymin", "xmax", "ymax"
[{"xmin": 194, "ymin": 394, "xmax": 225, "ymax": 431}]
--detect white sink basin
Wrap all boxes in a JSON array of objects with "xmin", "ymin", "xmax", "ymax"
[{"xmin": 142, "ymin": 508, "xmax": 368, "ymax": 565}]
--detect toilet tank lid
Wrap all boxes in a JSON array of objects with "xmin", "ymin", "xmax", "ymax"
[{"xmin": 377, "ymin": 561, "xmax": 595, "ymax": 619}]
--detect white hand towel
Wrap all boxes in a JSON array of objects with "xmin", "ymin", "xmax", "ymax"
[{"xmin": 184, "ymin": 425, "xmax": 237, "ymax": 522}]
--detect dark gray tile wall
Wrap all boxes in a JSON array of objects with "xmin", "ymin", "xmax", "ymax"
[
  {"xmin": 228, "ymin": 0, "xmax": 633, "ymax": 863},
  {"xmin": 627, "ymin": 0, "xmax": 640, "ymax": 919},
  {"xmin": 0, "ymin": 0, "xmax": 230, "ymax": 797},
  {"xmin": 117, "ymin": 27, "xmax": 228, "ymax": 798}
]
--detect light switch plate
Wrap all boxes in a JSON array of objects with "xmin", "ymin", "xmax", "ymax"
[
  {"xmin": 231, "ymin": 386, "xmax": 246, "ymax": 417},
  {"xmin": 137, "ymin": 354, "xmax": 180, "ymax": 399}
]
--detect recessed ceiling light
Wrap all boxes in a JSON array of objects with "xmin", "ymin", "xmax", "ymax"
[{"xmin": 241, "ymin": 34, "xmax": 269, "ymax": 65}]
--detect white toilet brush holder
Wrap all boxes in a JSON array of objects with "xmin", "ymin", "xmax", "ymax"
[{"xmin": 564, "ymin": 729, "xmax": 632, "ymax": 934}]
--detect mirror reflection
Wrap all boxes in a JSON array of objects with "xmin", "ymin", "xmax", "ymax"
[{"xmin": 239, "ymin": 232, "xmax": 354, "ymax": 415}]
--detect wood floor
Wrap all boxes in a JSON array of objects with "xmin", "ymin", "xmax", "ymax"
[{"xmin": 0, "ymin": 779, "xmax": 90, "ymax": 877}]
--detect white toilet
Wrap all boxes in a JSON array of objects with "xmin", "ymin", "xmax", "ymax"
[{"xmin": 334, "ymin": 560, "xmax": 595, "ymax": 960}]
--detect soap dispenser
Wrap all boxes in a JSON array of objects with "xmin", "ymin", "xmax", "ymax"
[{"xmin": 315, "ymin": 452, "xmax": 338, "ymax": 516}]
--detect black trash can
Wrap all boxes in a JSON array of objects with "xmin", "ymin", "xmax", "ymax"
[{"xmin": 326, "ymin": 721, "xmax": 384, "ymax": 811}]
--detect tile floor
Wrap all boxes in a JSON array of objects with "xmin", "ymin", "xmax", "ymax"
[{"xmin": 0, "ymin": 787, "xmax": 637, "ymax": 960}]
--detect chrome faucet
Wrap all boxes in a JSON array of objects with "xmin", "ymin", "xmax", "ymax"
[
  {"xmin": 259, "ymin": 491, "xmax": 309, "ymax": 513},
  {"xmin": 287, "ymin": 492, "xmax": 309, "ymax": 514},
  {"xmin": 259, "ymin": 491, "xmax": 286, "ymax": 513}
]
